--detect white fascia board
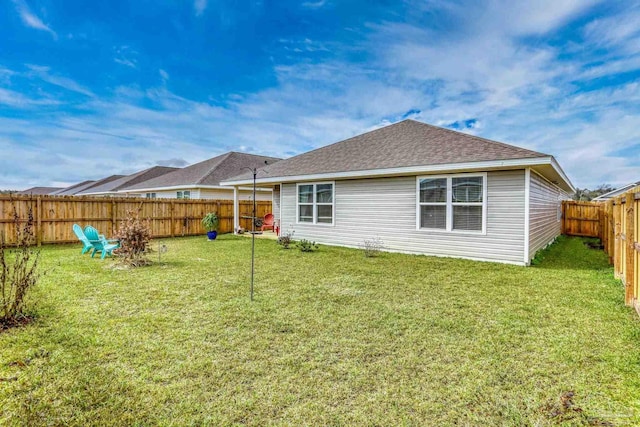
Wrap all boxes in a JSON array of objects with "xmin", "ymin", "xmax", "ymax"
[
  {"xmin": 221, "ymin": 157, "xmax": 557, "ymax": 186},
  {"xmin": 77, "ymin": 191, "xmax": 117, "ymax": 196},
  {"xmin": 117, "ymin": 184, "xmax": 272, "ymax": 193},
  {"xmin": 549, "ymin": 157, "xmax": 576, "ymax": 193}
]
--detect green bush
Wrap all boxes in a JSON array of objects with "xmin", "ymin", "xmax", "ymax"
[
  {"xmin": 201, "ymin": 212, "xmax": 219, "ymax": 232},
  {"xmin": 276, "ymin": 227, "xmax": 295, "ymax": 249},
  {"xmin": 297, "ymin": 239, "xmax": 319, "ymax": 252}
]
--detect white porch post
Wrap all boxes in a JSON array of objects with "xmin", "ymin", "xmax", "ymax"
[{"xmin": 233, "ymin": 186, "xmax": 239, "ymax": 234}]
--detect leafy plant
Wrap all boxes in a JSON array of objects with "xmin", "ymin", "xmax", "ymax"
[
  {"xmin": 114, "ymin": 210, "xmax": 152, "ymax": 267},
  {"xmin": 276, "ymin": 226, "xmax": 295, "ymax": 249},
  {"xmin": 1, "ymin": 204, "xmax": 40, "ymax": 327},
  {"xmin": 201, "ymin": 212, "xmax": 219, "ymax": 232},
  {"xmin": 297, "ymin": 239, "xmax": 319, "ymax": 252},
  {"xmin": 360, "ymin": 237, "xmax": 384, "ymax": 257}
]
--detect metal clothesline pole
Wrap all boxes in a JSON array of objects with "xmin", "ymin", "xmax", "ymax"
[{"xmin": 250, "ymin": 168, "xmax": 256, "ymax": 302}]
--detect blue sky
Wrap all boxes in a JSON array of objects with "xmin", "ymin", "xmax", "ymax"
[{"xmin": 1, "ymin": 0, "xmax": 639, "ymax": 190}]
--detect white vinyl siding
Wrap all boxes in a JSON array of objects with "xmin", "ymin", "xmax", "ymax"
[
  {"xmin": 281, "ymin": 170, "xmax": 526, "ymax": 264},
  {"xmin": 273, "ymin": 186, "xmax": 281, "ymax": 223},
  {"xmin": 138, "ymin": 188, "xmax": 270, "ymax": 201},
  {"xmin": 198, "ymin": 189, "xmax": 272, "ymax": 201},
  {"xmin": 528, "ymin": 171, "xmax": 568, "ymax": 259}
]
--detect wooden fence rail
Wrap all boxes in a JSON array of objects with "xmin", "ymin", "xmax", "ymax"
[
  {"xmin": 562, "ymin": 188, "xmax": 640, "ymax": 315},
  {"xmin": 0, "ymin": 195, "xmax": 271, "ymax": 245}
]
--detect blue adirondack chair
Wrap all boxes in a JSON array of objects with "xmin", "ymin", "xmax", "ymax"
[
  {"xmin": 83, "ymin": 225, "xmax": 120, "ymax": 260},
  {"xmin": 72, "ymin": 224, "xmax": 94, "ymax": 255}
]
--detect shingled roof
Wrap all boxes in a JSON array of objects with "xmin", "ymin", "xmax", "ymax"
[
  {"xmin": 17, "ymin": 186, "xmax": 64, "ymax": 195},
  {"xmin": 121, "ymin": 152, "xmax": 282, "ymax": 191},
  {"xmin": 225, "ymin": 120, "xmax": 550, "ymax": 183},
  {"xmin": 52, "ymin": 180, "xmax": 98, "ymax": 196},
  {"xmin": 78, "ymin": 166, "xmax": 179, "ymax": 195}
]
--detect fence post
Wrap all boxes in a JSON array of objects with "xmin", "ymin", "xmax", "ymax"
[
  {"xmin": 112, "ymin": 200, "xmax": 117, "ymax": 235},
  {"xmin": 626, "ymin": 192, "xmax": 635, "ymax": 306},
  {"xmin": 170, "ymin": 201, "xmax": 175, "ymax": 237},
  {"xmin": 36, "ymin": 196, "xmax": 42, "ymax": 247},
  {"xmin": 608, "ymin": 200, "xmax": 614, "ymax": 263},
  {"xmin": 561, "ymin": 201, "xmax": 566, "ymax": 235},
  {"xmin": 598, "ymin": 204, "xmax": 603, "ymax": 240}
]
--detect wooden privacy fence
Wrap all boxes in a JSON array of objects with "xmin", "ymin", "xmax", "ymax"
[
  {"xmin": 605, "ymin": 188, "xmax": 640, "ymax": 312},
  {"xmin": 563, "ymin": 188, "xmax": 640, "ymax": 314},
  {"xmin": 561, "ymin": 201, "xmax": 603, "ymax": 238},
  {"xmin": 0, "ymin": 195, "xmax": 271, "ymax": 245}
]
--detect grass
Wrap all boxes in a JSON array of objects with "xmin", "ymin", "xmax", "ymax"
[{"xmin": 1, "ymin": 235, "xmax": 639, "ymax": 426}]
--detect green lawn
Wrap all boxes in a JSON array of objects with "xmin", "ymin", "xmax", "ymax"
[{"xmin": 1, "ymin": 235, "xmax": 639, "ymax": 426}]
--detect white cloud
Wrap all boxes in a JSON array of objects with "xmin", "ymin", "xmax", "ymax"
[
  {"xmin": 194, "ymin": 0, "xmax": 207, "ymax": 16},
  {"xmin": 114, "ymin": 58, "xmax": 136, "ymax": 68},
  {"xmin": 25, "ymin": 64, "xmax": 94, "ymax": 97},
  {"xmin": 301, "ymin": 0, "xmax": 327, "ymax": 9},
  {"xmin": 0, "ymin": 88, "xmax": 60, "ymax": 108},
  {"xmin": 11, "ymin": 0, "xmax": 57, "ymax": 38}
]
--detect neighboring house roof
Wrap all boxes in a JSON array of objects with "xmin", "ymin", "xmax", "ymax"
[
  {"xmin": 78, "ymin": 166, "xmax": 179, "ymax": 195},
  {"xmin": 52, "ymin": 180, "xmax": 97, "ymax": 195},
  {"xmin": 223, "ymin": 119, "xmax": 574, "ymax": 192},
  {"xmin": 17, "ymin": 186, "xmax": 64, "ymax": 195},
  {"xmin": 592, "ymin": 181, "xmax": 640, "ymax": 201},
  {"xmin": 120, "ymin": 152, "xmax": 281, "ymax": 192},
  {"xmin": 56, "ymin": 176, "xmax": 125, "ymax": 196}
]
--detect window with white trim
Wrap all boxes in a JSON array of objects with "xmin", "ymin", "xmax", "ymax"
[
  {"xmin": 145, "ymin": 192, "xmax": 156, "ymax": 199},
  {"xmin": 417, "ymin": 174, "xmax": 486, "ymax": 233},
  {"xmin": 297, "ymin": 182, "xmax": 334, "ymax": 225},
  {"xmin": 177, "ymin": 190, "xmax": 191, "ymax": 199}
]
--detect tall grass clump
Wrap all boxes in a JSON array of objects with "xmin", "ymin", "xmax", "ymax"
[
  {"xmin": 0, "ymin": 205, "xmax": 40, "ymax": 328},
  {"xmin": 115, "ymin": 210, "xmax": 152, "ymax": 267}
]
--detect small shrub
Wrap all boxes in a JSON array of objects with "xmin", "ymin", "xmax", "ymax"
[
  {"xmin": 360, "ymin": 237, "xmax": 384, "ymax": 257},
  {"xmin": 201, "ymin": 212, "xmax": 219, "ymax": 232},
  {"xmin": 297, "ymin": 239, "xmax": 319, "ymax": 252},
  {"xmin": 277, "ymin": 227, "xmax": 295, "ymax": 249},
  {"xmin": 1, "ymin": 205, "xmax": 40, "ymax": 327},
  {"xmin": 114, "ymin": 210, "xmax": 152, "ymax": 267}
]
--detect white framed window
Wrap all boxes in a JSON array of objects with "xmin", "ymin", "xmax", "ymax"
[
  {"xmin": 296, "ymin": 182, "xmax": 334, "ymax": 225},
  {"xmin": 145, "ymin": 192, "xmax": 156, "ymax": 199},
  {"xmin": 177, "ymin": 190, "xmax": 191, "ymax": 199},
  {"xmin": 416, "ymin": 173, "xmax": 487, "ymax": 234}
]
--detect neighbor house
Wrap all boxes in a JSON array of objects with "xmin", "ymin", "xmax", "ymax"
[
  {"xmin": 17, "ymin": 186, "xmax": 64, "ymax": 195},
  {"xmin": 51, "ymin": 180, "xmax": 97, "ymax": 196},
  {"xmin": 222, "ymin": 119, "xmax": 574, "ymax": 266},
  {"xmin": 592, "ymin": 181, "xmax": 640, "ymax": 201},
  {"xmin": 118, "ymin": 152, "xmax": 281, "ymax": 201},
  {"xmin": 77, "ymin": 166, "xmax": 179, "ymax": 197}
]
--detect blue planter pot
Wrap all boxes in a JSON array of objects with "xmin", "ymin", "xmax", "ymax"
[{"xmin": 207, "ymin": 231, "xmax": 218, "ymax": 240}]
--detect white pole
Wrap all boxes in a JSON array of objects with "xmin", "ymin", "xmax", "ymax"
[{"xmin": 233, "ymin": 186, "xmax": 239, "ymax": 234}]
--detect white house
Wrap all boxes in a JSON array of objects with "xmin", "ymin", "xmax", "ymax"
[
  {"xmin": 592, "ymin": 181, "xmax": 640, "ymax": 201},
  {"xmin": 118, "ymin": 152, "xmax": 281, "ymax": 201},
  {"xmin": 222, "ymin": 119, "xmax": 575, "ymax": 266}
]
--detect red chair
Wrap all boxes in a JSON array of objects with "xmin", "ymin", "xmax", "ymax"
[{"xmin": 261, "ymin": 213, "xmax": 275, "ymax": 233}]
